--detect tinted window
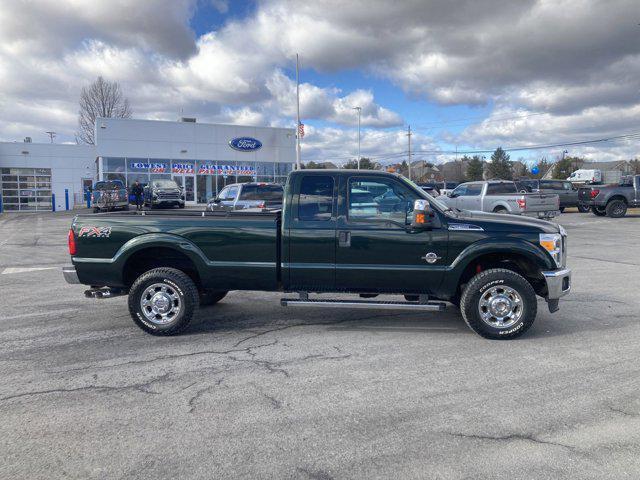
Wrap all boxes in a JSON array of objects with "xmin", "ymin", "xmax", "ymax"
[
  {"xmin": 540, "ymin": 181, "xmax": 564, "ymax": 191},
  {"xmin": 239, "ymin": 184, "xmax": 284, "ymax": 201},
  {"xmin": 298, "ymin": 176, "xmax": 334, "ymax": 221},
  {"xmin": 348, "ymin": 177, "xmax": 416, "ymax": 225},
  {"xmin": 486, "ymin": 183, "xmax": 517, "ymax": 195}
]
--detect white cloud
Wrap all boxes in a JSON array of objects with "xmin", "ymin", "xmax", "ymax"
[{"xmin": 0, "ymin": 0, "xmax": 637, "ymax": 162}]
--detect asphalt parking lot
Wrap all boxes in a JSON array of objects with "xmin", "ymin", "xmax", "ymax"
[{"xmin": 1, "ymin": 209, "xmax": 639, "ymax": 479}]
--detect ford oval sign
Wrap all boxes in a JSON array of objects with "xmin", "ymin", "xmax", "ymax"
[{"xmin": 229, "ymin": 137, "xmax": 262, "ymax": 152}]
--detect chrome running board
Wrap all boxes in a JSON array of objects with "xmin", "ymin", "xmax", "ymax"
[{"xmin": 280, "ymin": 298, "xmax": 446, "ymax": 311}]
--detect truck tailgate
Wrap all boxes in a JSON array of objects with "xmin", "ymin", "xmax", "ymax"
[{"xmin": 523, "ymin": 193, "xmax": 559, "ymax": 213}]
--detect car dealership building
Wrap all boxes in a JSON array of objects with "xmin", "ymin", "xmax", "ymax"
[{"xmin": 0, "ymin": 117, "xmax": 296, "ymax": 211}]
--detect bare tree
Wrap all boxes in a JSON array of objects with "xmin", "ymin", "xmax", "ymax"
[{"xmin": 77, "ymin": 77, "xmax": 132, "ymax": 144}]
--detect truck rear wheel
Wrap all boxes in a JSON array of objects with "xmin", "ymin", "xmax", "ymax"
[
  {"xmin": 606, "ymin": 199, "xmax": 627, "ymax": 218},
  {"xmin": 128, "ymin": 267, "xmax": 199, "ymax": 335},
  {"xmin": 494, "ymin": 207, "xmax": 509, "ymax": 214},
  {"xmin": 460, "ymin": 268, "xmax": 537, "ymax": 340}
]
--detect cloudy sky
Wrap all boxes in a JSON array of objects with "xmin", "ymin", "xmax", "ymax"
[{"xmin": 0, "ymin": 0, "xmax": 638, "ymax": 164}]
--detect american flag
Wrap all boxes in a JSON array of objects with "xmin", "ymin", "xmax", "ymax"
[{"xmin": 298, "ymin": 122, "xmax": 305, "ymax": 138}]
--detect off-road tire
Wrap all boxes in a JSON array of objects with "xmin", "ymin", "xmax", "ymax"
[
  {"xmin": 460, "ymin": 268, "xmax": 537, "ymax": 340},
  {"xmin": 577, "ymin": 203, "xmax": 590, "ymax": 213},
  {"xmin": 592, "ymin": 206, "xmax": 607, "ymax": 216},
  {"xmin": 199, "ymin": 290, "xmax": 228, "ymax": 306},
  {"xmin": 606, "ymin": 199, "xmax": 627, "ymax": 218},
  {"xmin": 128, "ymin": 267, "xmax": 199, "ymax": 335}
]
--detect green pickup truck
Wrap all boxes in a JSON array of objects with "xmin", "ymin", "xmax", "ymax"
[{"xmin": 63, "ymin": 170, "xmax": 571, "ymax": 340}]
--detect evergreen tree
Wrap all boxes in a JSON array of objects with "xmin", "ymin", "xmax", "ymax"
[
  {"xmin": 465, "ymin": 155, "xmax": 484, "ymax": 181},
  {"xmin": 486, "ymin": 147, "xmax": 513, "ymax": 180}
]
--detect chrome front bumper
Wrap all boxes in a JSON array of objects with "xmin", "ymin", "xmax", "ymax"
[
  {"xmin": 542, "ymin": 268, "xmax": 571, "ymax": 300},
  {"xmin": 62, "ymin": 265, "xmax": 80, "ymax": 284}
]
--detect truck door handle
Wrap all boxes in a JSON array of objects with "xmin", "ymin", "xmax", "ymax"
[{"xmin": 338, "ymin": 230, "xmax": 351, "ymax": 247}]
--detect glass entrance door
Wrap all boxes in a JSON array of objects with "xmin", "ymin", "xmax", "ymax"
[
  {"xmin": 184, "ymin": 175, "xmax": 195, "ymax": 204},
  {"xmin": 173, "ymin": 175, "xmax": 197, "ymax": 205}
]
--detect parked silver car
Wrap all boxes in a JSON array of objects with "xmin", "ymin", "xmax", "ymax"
[
  {"xmin": 441, "ymin": 180, "xmax": 560, "ymax": 219},
  {"xmin": 207, "ymin": 182, "xmax": 284, "ymax": 212}
]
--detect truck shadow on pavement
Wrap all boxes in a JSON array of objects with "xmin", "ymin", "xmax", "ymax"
[
  {"xmin": 186, "ymin": 304, "xmax": 473, "ymax": 337},
  {"xmin": 181, "ymin": 296, "xmax": 633, "ymax": 341}
]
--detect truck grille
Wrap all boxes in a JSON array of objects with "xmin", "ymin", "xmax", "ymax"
[{"xmin": 158, "ymin": 192, "xmax": 180, "ymax": 199}]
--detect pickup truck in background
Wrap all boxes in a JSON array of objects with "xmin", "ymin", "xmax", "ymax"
[
  {"xmin": 515, "ymin": 179, "xmax": 589, "ymax": 212},
  {"xmin": 579, "ymin": 174, "xmax": 640, "ymax": 218},
  {"xmin": 207, "ymin": 182, "xmax": 284, "ymax": 212},
  {"xmin": 441, "ymin": 180, "xmax": 560, "ymax": 219},
  {"xmin": 143, "ymin": 179, "xmax": 185, "ymax": 209},
  {"xmin": 63, "ymin": 170, "xmax": 571, "ymax": 340},
  {"xmin": 91, "ymin": 180, "xmax": 129, "ymax": 213}
]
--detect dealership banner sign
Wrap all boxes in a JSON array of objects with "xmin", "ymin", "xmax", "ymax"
[
  {"xmin": 130, "ymin": 162, "xmax": 167, "ymax": 173},
  {"xmin": 172, "ymin": 163, "xmax": 195, "ymax": 174},
  {"xmin": 198, "ymin": 164, "xmax": 256, "ymax": 176}
]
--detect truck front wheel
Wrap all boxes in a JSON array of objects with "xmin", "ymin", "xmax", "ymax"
[
  {"xmin": 128, "ymin": 267, "xmax": 199, "ymax": 335},
  {"xmin": 460, "ymin": 268, "xmax": 537, "ymax": 340},
  {"xmin": 592, "ymin": 206, "xmax": 607, "ymax": 216}
]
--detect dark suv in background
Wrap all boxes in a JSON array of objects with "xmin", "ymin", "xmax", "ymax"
[
  {"xmin": 515, "ymin": 179, "xmax": 588, "ymax": 212},
  {"xmin": 143, "ymin": 179, "xmax": 185, "ymax": 209},
  {"xmin": 207, "ymin": 182, "xmax": 284, "ymax": 212}
]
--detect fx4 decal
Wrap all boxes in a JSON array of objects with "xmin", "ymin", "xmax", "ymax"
[{"xmin": 78, "ymin": 226, "xmax": 112, "ymax": 238}]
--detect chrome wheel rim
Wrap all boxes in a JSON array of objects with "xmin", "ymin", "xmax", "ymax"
[
  {"xmin": 140, "ymin": 283, "xmax": 181, "ymax": 325},
  {"xmin": 478, "ymin": 285, "xmax": 523, "ymax": 329}
]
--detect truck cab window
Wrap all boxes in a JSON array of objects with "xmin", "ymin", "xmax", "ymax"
[
  {"xmin": 298, "ymin": 176, "xmax": 334, "ymax": 221},
  {"xmin": 487, "ymin": 183, "xmax": 517, "ymax": 195},
  {"xmin": 465, "ymin": 184, "xmax": 482, "ymax": 196},
  {"xmin": 348, "ymin": 177, "xmax": 416, "ymax": 224}
]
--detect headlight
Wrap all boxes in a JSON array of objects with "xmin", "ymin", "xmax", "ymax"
[{"xmin": 539, "ymin": 233, "xmax": 562, "ymax": 267}]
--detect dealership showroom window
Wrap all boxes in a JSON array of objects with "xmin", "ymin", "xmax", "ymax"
[{"xmin": 100, "ymin": 158, "xmax": 293, "ymax": 204}]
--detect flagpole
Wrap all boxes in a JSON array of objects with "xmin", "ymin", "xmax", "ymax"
[{"xmin": 295, "ymin": 53, "xmax": 301, "ymax": 170}]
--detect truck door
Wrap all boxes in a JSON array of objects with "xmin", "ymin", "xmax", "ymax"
[
  {"xmin": 286, "ymin": 174, "xmax": 337, "ymax": 291},
  {"xmin": 335, "ymin": 175, "xmax": 446, "ymax": 294},
  {"xmin": 454, "ymin": 183, "xmax": 483, "ymax": 211}
]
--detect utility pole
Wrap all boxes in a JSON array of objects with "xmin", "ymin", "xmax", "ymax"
[
  {"xmin": 353, "ymin": 106, "xmax": 361, "ymax": 169},
  {"xmin": 295, "ymin": 53, "xmax": 301, "ymax": 170},
  {"xmin": 406, "ymin": 125, "xmax": 412, "ymax": 181}
]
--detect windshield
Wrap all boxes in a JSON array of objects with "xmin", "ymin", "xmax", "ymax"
[
  {"xmin": 399, "ymin": 176, "xmax": 452, "ymax": 212},
  {"xmin": 95, "ymin": 181, "xmax": 124, "ymax": 190},
  {"xmin": 152, "ymin": 180, "xmax": 179, "ymax": 188}
]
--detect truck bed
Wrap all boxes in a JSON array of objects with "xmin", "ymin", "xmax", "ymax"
[{"xmin": 72, "ymin": 210, "xmax": 281, "ymax": 290}]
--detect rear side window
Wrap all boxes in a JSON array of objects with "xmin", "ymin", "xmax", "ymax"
[
  {"xmin": 298, "ymin": 176, "xmax": 334, "ymax": 221},
  {"xmin": 486, "ymin": 183, "xmax": 517, "ymax": 195},
  {"xmin": 540, "ymin": 181, "xmax": 564, "ymax": 191},
  {"xmin": 239, "ymin": 184, "xmax": 284, "ymax": 201}
]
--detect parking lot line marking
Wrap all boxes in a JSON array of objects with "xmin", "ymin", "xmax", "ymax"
[
  {"xmin": 2, "ymin": 266, "xmax": 59, "ymax": 275},
  {"xmin": 0, "ymin": 308, "xmax": 78, "ymax": 321}
]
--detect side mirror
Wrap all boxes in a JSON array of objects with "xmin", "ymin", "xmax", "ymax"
[
  {"xmin": 411, "ymin": 199, "xmax": 435, "ymax": 229},
  {"xmin": 448, "ymin": 192, "xmax": 456, "ymax": 198}
]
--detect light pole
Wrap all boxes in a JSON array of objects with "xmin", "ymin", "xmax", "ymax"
[
  {"xmin": 353, "ymin": 106, "xmax": 361, "ymax": 169},
  {"xmin": 295, "ymin": 53, "xmax": 301, "ymax": 170}
]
